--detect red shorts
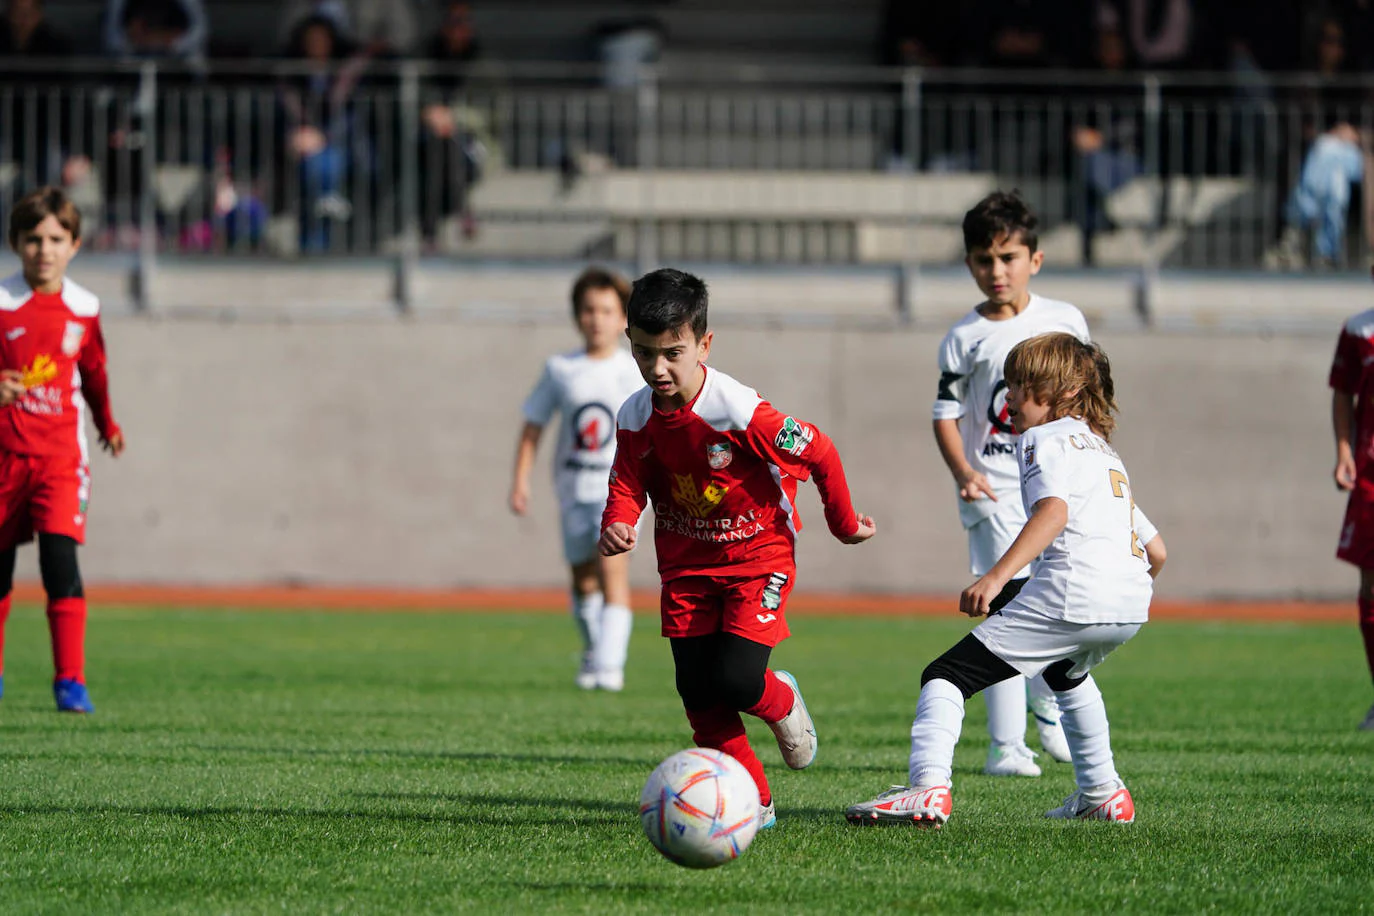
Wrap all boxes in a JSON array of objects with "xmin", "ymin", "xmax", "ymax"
[
  {"xmin": 660, "ymin": 568, "xmax": 796, "ymax": 647},
  {"xmin": 0, "ymin": 452, "xmax": 90, "ymax": 549}
]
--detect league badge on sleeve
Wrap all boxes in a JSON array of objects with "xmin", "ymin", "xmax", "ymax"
[
  {"xmin": 1024, "ymin": 444, "xmax": 1036, "ymax": 467},
  {"xmin": 706, "ymin": 442, "xmax": 733, "ymax": 470},
  {"xmin": 774, "ymin": 418, "xmax": 814, "ymax": 457}
]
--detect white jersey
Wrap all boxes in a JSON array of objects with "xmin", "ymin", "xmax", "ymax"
[
  {"xmin": 522, "ymin": 349, "xmax": 644, "ymax": 509},
  {"xmin": 1014, "ymin": 417, "xmax": 1154, "ymax": 624},
  {"xmin": 932, "ymin": 294, "xmax": 1089, "ymax": 529}
]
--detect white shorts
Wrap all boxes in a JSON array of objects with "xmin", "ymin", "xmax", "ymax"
[
  {"xmin": 972, "ymin": 605, "xmax": 1142, "ymax": 681},
  {"xmin": 562, "ymin": 502, "xmax": 642, "ymax": 566},
  {"xmin": 968, "ymin": 509, "xmax": 1031, "ymax": 579},
  {"xmin": 561, "ymin": 502, "xmax": 606, "ymax": 566}
]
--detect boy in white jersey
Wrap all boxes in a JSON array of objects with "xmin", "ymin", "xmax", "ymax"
[
  {"xmin": 510, "ymin": 267, "xmax": 645, "ymax": 691},
  {"xmin": 932, "ymin": 191, "xmax": 1088, "ymax": 776},
  {"xmin": 848, "ymin": 333, "xmax": 1165, "ymax": 827}
]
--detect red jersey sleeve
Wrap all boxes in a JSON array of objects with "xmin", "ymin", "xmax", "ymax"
[
  {"xmin": 741, "ymin": 401, "xmax": 859, "ymax": 540},
  {"xmin": 1331, "ymin": 328, "xmax": 1362, "ymax": 394},
  {"xmin": 602, "ymin": 426, "xmax": 648, "ymax": 531},
  {"xmin": 77, "ymin": 315, "xmax": 119, "ymax": 440}
]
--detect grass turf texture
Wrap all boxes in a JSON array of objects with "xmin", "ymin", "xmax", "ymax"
[{"xmin": 0, "ymin": 607, "xmax": 1370, "ymax": 914}]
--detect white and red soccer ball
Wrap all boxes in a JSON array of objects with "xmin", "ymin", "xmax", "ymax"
[{"xmin": 639, "ymin": 748, "xmax": 761, "ymax": 869}]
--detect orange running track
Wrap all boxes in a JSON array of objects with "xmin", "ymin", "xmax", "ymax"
[{"xmin": 8, "ymin": 582, "xmax": 1350, "ymax": 624}]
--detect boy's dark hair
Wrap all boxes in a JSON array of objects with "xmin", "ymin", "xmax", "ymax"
[
  {"xmin": 569, "ymin": 266, "xmax": 631, "ymax": 318},
  {"xmin": 962, "ymin": 190, "xmax": 1038, "ymax": 254},
  {"xmin": 8, "ymin": 186, "xmax": 81, "ymax": 249},
  {"xmin": 626, "ymin": 268, "xmax": 709, "ymax": 339}
]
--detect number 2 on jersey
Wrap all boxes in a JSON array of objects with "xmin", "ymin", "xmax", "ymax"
[{"xmin": 1108, "ymin": 469, "xmax": 1147, "ymax": 561}]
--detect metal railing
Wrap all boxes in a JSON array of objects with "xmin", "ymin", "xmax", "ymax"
[{"xmin": 2, "ymin": 59, "xmax": 1372, "ymax": 306}]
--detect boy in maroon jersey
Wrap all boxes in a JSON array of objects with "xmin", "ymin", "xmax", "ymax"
[
  {"xmin": 1331, "ymin": 290, "xmax": 1374, "ymax": 730},
  {"xmin": 599, "ymin": 268, "xmax": 875, "ymax": 827},
  {"xmin": 0, "ymin": 186, "xmax": 124, "ymax": 713}
]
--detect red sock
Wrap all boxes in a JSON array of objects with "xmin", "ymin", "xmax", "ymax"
[
  {"xmin": 0, "ymin": 593, "xmax": 10, "ymax": 676},
  {"xmin": 685, "ymin": 704, "xmax": 772, "ymax": 806},
  {"xmin": 1359, "ymin": 596, "xmax": 1374, "ymax": 687},
  {"xmin": 47, "ymin": 596, "xmax": 86, "ymax": 684},
  {"xmin": 746, "ymin": 669, "xmax": 796, "ymax": 724}
]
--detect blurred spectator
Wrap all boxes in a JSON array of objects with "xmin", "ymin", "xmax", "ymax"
[
  {"xmin": 1275, "ymin": 124, "xmax": 1371, "ymax": 268},
  {"xmin": 1100, "ymin": 0, "xmax": 1200, "ymax": 69},
  {"xmin": 0, "ymin": 0, "xmax": 86, "ymax": 214},
  {"xmin": 0, "ymin": 0, "xmax": 70, "ymax": 55},
  {"xmin": 1071, "ymin": 16, "xmax": 1143, "ymax": 264},
  {"xmin": 278, "ymin": 0, "xmax": 419, "ymax": 58},
  {"xmin": 418, "ymin": 0, "xmax": 488, "ymax": 247},
  {"xmin": 276, "ymin": 14, "xmax": 370, "ymax": 251},
  {"xmin": 103, "ymin": 0, "xmax": 207, "ymax": 63}
]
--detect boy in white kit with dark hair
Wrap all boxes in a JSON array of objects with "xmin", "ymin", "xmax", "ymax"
[
  {"xmin": 931, "ymin": 190, "xmax": 1085, "ymax": 776},
  {"xmin": 847, "ymin": 333, "xmax": 1166, "ymax": 827},
  {"xmin": 510, "ymin": 267, "xmax": 645, "ymax": 691}
]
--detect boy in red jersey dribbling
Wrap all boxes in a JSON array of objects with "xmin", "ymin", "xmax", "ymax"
[
  {"xmin": 0, "ymin": 186, "xmax": 124, "ymax": 712},
  {"xmin": 600, "ymin": 268, "xmax": 875, "ymax": 829}
]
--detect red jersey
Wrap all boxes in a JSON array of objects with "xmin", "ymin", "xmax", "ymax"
[
  {"xmin": 0, "ymin": 273, "xmax": 119, "ymax": 460},
  {"xmin": 602, "ymin": 366, "xmax": 859, "ymax": 581}
]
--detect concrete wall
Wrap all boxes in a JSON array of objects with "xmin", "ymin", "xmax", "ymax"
[{"xmin": 45, "ymin": 315, "xmax": 1345, "ymax": 602}]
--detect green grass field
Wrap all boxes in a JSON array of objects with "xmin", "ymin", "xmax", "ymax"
[{"xmin": 0, "ymin": 605, "xmax": 1370, "ymax": 914}]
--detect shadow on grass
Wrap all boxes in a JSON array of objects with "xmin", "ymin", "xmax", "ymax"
[
  {"xmin": 194, "ymin": 745, "xmax": 651, "ymax": 768},
  {"xmin": 354, "ymin": 790, "xmax": 633, "ymax": 815},
  {"xmin": 0, "ymin": 800, "xmax": 629, "ymax": 828}
]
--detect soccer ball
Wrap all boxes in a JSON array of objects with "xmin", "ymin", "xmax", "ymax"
[{"xmin": 639, "ymin": 748, "xmax": 761, "ymax": 869}]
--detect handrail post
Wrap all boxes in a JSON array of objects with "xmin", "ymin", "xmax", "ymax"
[
  {"xmin": 396, "ymin": 60, "xmax": 420, "ymax": 314},
  {"xmin": 634, "ymin": 62, "xmax": 658, "ymax": 276},
  {"xmin": 134, "ymin": 61, "xmax": 157, "ymax": 313}
]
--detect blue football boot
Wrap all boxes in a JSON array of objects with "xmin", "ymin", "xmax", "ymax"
[{"xmin": 54, "ymin": 679, "xmax": 94, "ymax": 713}]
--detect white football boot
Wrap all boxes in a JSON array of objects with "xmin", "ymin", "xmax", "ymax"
[
  {"xmin": 845, "ymin": 785, "xmax": 952, "ymax": 828},
  {"xmin": 984, "ymin": 742, "xmax": 1041, "ymax": 777},
  {"xmin": 767, "ymin": 670, "xmax": 817, "ymax": 769},
  {"xmin": 1045, "ymin": 780, "xmax": 1135, "ymax": 823}
]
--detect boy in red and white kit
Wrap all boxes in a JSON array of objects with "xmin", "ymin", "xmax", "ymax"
[
  {"xmin": 0, "ymin": 187, "xmax": 124, "ymax": 713},
  {"xmin": 600, "ymin": 268, "xmax": 876, "ymax": 828},
  {"xmin": 1330, "ymin": 288, "xmax": 1374, "ymax": 730}
]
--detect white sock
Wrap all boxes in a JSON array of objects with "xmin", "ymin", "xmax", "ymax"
[
  {"xmin": 984, "ymin": 675, "xmax": 1027, "ymax": 747},
  {"xmin": 1055, "ymin": 675, "xmax": 1120, "ymax": 792},
  {"xmin": 595, "ymin": 603, "xmax": 633, "ymax": 673},
  {"xmin": 908, "ymin": 678, "xmax": 965, "ymax": 788},
  {"xmin": 571, "ymin": 591, "xmax": 604, "ymax": 658},
  {"xmin": 1027, "ymin": 673, "xmax": 1063, "ymax": 725}
]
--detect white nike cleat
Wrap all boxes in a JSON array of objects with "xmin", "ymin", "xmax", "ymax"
[
  {"xmin": 1029, "ymin": 695, "xmax": 1073, "ymax": 763},
  {"xmin": 758, "ymin": 801, "xmax": 776, "ymax": 830},
  {"xmin": 767, "ymin": 670, "xmax": 817, "ymax": 769},
  {"xmin": 1045, "ymin": 781, "xmax": 1135, "ymax": 822},
  {"xmin": 575, "ymin": 654, "xmax": 597, "ymax": 690},
  {"xmin": 595, "ymin": 669, "xmax": 624, "ymax": 692},
  {"xmin": 845, "ymin": 784, "xmax": 952, "ymax": 828},
  {"xmin": 1360, "ymin": 703, "xmax": 1374, "ymax": 731},
  {"xmin": 984, "ymin": 742, "xmax": 1041, "ymax": 777}
]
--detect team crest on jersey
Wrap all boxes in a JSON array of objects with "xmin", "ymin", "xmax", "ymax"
[
  {"xmin": 774, "ymin": 417, "xmax": 813, "ymax": 456},
  {"xmin": 61, "ymin": 321, "xmax": 84, "ymax": 358},
  {"xmin": 706, "ymin": 442, "xmax": 733, "ymax": 470},
  {"xmin": 1024, "ymin": 444, "xmax": 1036, "ymax": 466},
  {"xmin": 672, "ymin": 473, "xmax": 729, "ymax": 519}
]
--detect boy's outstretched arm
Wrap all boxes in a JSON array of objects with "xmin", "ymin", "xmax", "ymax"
[
  {"xmin": 509, "ymin": 421, "xmax": 543, "ymax": 515},
  {"xmin": 1334, "ymin": 390, "xmax": 1357, "ymax": 492},
  {"xmin": 960, "ymin": 496, "xmax": 1067, "ymax": 616},
  {"xmin": 933, "ymin": 417, "xmax": 996, "ymax": 503},
  {"xmin": 599, "ymin": 427, "xmax": 649, "ymax": 557},
  {"xmin": 1142, "ymin": 534, "xmax": 1167, "ymax": 580}
]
